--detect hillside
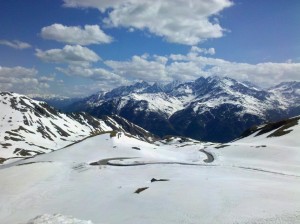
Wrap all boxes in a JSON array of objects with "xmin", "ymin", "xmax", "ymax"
[
  {"xmin": 0, "ymin": 92, "xmax": 156, "ymax": 164},
  {"xmin": 205, "ymin": 115, "xmax": 300, "ymax": 176}
]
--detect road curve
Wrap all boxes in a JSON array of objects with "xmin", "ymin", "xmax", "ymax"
[{"xmin": 199, "ymin": 149, "xmax": 214, "ymax": 163}]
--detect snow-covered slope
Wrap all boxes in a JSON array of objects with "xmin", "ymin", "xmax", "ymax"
[
  {"xmin": 1, "ymin": 121, "xmax": 299, "ymax": 224},
  {"xmin": 67, "ymin": 77, "xmax": 300, "ymax": 142},
  {"xmin": 0, "ymin": 92, "xmax": 156, "ymax": 164},
  {"xmin": 26, "ymin": 214, "xmax": 94, "ymax": 224},
  {"xmin": 207, "ymin": 116, "xmax": 300, "ymax": 176},
  {"xmin": 269, "ymin": 81, "xmax": 300, "ymax": 116}
]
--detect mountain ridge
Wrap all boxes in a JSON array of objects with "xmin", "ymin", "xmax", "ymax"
[
  {"xmin": 34, "ymin": 76, "xmax": 300, "ymax": 142},
  {"xmin": 0, "ymin": 91, "xmax": 157, "ymax": 164}
]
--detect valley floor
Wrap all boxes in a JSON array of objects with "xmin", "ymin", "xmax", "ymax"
[{"xmin": 0, "ymin": 133, "xmax": 299, "ymax": 224}]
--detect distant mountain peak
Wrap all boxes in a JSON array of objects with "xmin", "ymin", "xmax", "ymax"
[{"xmin": 47, "ymin": 76, "xmax": 300, "ymax": 143}]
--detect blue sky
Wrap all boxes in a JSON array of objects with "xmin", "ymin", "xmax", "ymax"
[{"xmin": 0, "ymin": 0, "xmax": 299, "ymax": 97}]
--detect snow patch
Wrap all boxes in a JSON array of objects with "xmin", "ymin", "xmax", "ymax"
[{"xmin": 26, "ymin": 214, "xmax": 94, "ymax": 224}]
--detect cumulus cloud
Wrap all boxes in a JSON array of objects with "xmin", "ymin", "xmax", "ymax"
[
  {"xmin": 167, "ymin": 51, "xmax": 300, "ymax": 86},
  {"xmin": 0, "ymin": 66, "xmax": 52, "ymax": 94},
  {"xmin": 57, "ymin": 65, "xmax": 125, "ymax": 82},
  {"xmin": 190, "ymin": 46, "xmax": 215, "ymax": 55},
  {"xmin": 0, "ymin": 40, "xmax": 31, "ymax": 50},
  {"xmin": 101, "ymin": 48, "xmax": 300, "ymax": 87},
  {"xmin": 39, "ymin": 74, "xmax": 56, "ymax": 82},
  {"xmin": 41, "ymin": 24, "xmax": 112, "ymax": 45},
  {"xmin": 105, "ymin": 55, "xmax": 170, "ymax": 82},
  {"xmin": 63, "ymin": 0, "xmax": 233, "ymax": 45},
  {"xmin": 35, "ymin": 45, "xmax": 100, "ymax": 65},
  {"xmin": 56, "ymin": 65, "xmax": 129, "ymax": 95}
]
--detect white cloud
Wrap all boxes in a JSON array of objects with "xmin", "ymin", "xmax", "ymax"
[
  {"xmin": 0, "ymin": 40, "xmax": 31, "ymax": 50},
  {"xmin": 190, "ymin": 46, "xmax": 215, "ymax": 55},
  {"xmin": 0, "ymin": 66, "xmax": 52, "ymax": 94},
  {"xmin": 168, "ymin": 51, "xmax": 300, "ymax": 86},
  {"xmin": 39, "ymin": 75, "xmax": 56, "ymax": 82},
  {"xmin": 35, "ymin": 45, "xmax": 100, "ymax": 65},
  {"xmin": 57, "ymin": 65, "xmax": 124, "ymax": 82},
  {"xmin": 102, "ymin": 49, "xmax": 300, "ymax": 87},
  {"xmin": 63, "ymin": 0, "xmax": 233, "ymax": 45},
  {"xmin": 105, "ymin": 55, "xmax": 170, "ymax": 82},
  {"xmin": 41, "ymin": 24, "xmax": 112, "ymax": 45},
  {"xmin": 56, "ymin": 65, "xmax": 130, "ymax": 96}
]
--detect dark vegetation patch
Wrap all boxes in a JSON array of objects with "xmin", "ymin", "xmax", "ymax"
[
  {"xmin": 132, "ymin": 147, "xmax": 141, "ymax": 150},
  {"xmin": 37, "ymin": 126, "xmax": 54, "ymax": 141},
  {"xmin": 14, "ymin": 148, "xmax": 43, "ymax": 157},
  {"xmin": 1, "ymin": 143, "xmax": 12, "ymax": 148},
  {"xmin": 50, "ymin": 121, "xmax": 70, "ymax": 137},
  {"xmin": 70, "ymin": 112, "xmax": 101, "ymax": 129},
  {"xmin": 241, "ymin": 116, "xmax": 299, "ymax": 138},
  {"xmin": 17, "ymin": 161, "xmax": 52, "ymax": 166},
  {"xmin": 89, "ymin": 161, "xmax": 99, "ymax": 166},
  {"xmin": 9, "ymin": 97, "xmax": 27, "ymax": 113},
  {"xmin": 163, "ymin": 136, "xmax": 174, "ymax": 142},
  {"xmin": 39, "ymin": 102, "xmax": 60, "ymax": 117},
  {"xmin": 5, "ymin": 131, "xmax": 23, "ymax": 137},
  {"xmin": 46, "ymin": 126, "xmax": 57, "ymax": 138},
  {"xmin": 134, "ymin": 187, "xmax": 149, "ymax": 194},
  {"xmin": 255, "ymin": 145, "xmax": 267, "ymax": 148},
  {"xmin": 4, "ymin": 135, "xmax": 23, "ymax": 141},
  {"xmin": 110, "ymin": 131, "xmax": 117, "ymax": 138},
  {"xmin": 0, "ymin": 157, "xmax": 7, "ymax": 164},
  {"xmin": 178, "ymin": 144, "xmax": 193, "ymax": 148},
  {"xmin": 33, "ymin": 103, "xmax": 53, "ymax": 117},
  {"xmin": 268, "ymin": 118, "xmax": 299, "ymax": 137},
  {"xmin": 26, "ymin": 142, "xmax": 51, "ymax": 150},
  {"xmin": 214, "ymin": 144, "xmax": 230, "ymax": 149},
  {"xmin": 14, "ymin": 126, "xmax": 35, "ymax": 134},
  {"xmin": 178, "ymin": 137, "xmax": 191, "ymax": 143},
  {"xmin": 151, "ymin": 178, "xmax": 169, "ymax": 183}
]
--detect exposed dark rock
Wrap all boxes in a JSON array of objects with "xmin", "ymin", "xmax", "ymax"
[
  {"xmin": 134, "ymin": 187, "xmax": 149, "ymax": 194},
  {"xmin": 150, "ymin": 178, "xmax": 169, "ymax": 182}
]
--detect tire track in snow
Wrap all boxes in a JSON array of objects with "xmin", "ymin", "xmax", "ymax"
[{"xmin": 232, "ymin": 165, "xmax": 300, "ymax": 178}]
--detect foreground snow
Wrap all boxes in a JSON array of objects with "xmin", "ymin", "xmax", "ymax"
[
  {"xmin": 1, "ymin": 129, "xmax": 300, "ymax": 223},
  {"xmin": 26, "ymin": 214, "xmax": 93, "ymax": 224}
]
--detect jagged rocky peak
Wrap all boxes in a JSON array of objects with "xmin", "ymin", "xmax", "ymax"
[
  {"xmin": 163, "ymin": 80, "xmax": 182, "ymax": 92},
  {"xmin": 103, "ymin": 81, "xmax": 150, "ymax": 99}
]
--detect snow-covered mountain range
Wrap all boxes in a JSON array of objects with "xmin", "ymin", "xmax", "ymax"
[
  {"xmin": 0, "ymin": 92, "xmax": 156, "ymax": 164},
  {"xmin": 62, "ymin": 76, "xmax": 300, "ymax": 142}
]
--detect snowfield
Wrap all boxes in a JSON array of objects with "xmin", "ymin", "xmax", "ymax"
[
  {"xmin": 25, "ymin": 214, "xmax": 94, "ymax": 224},
  {"xmin": 1, "ymin": 117, "xmax": 300, "ymax": 224}
]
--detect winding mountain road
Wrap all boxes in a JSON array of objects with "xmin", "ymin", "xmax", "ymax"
[{"xmin": 90, "ymin": 149, "xmax": 214, "ymax": 167}]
